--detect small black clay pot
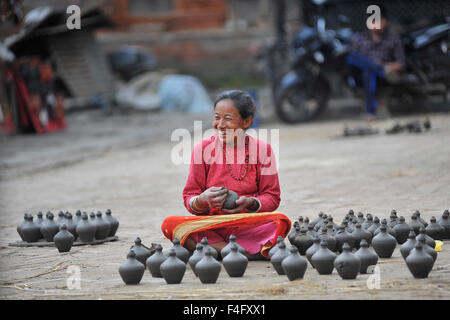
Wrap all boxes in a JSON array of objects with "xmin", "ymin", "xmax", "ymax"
[
  {"xmin": 393, "ymin": 216, "xmax": 411, "ymax": 244},
  {"xmin": 305, "ymin": 237, "xmax": 321, "ymax": 268},
  {"xmin": 146, "ymin": 244, "xmax": 167, "ymax": 278},
  {"xmin": 41, "ymin": 212, "xmax": 60, "ymax": 242},
  {"xmin": 268, "ymin": 236, "xmax": 284, "ymax": 259},
  {"xmin": 195, "ymin": 248, "xmax": 221, "ymax": 284},
  {"xmin": 311, "ymin": 240, "xmax": 337, "ymax": 275},
  {"xmin": 200, "ymin": 237, "xmax": 218, "ymax": 259},
  {"xmin": 355, "ymin": 239, "xmax": 378, "ymax": 274},
  {"xmin": 400, "ymin": 231, "xmax": 418, "ymax": 260},
  {"xmin": 222, "ymin": 188, "xmax": 239, "ymax": 210},
  {"xmin": 334, "ymin": 243, "xmax": 361, "ymax": 280},
  {"xmin": 171, "ymin": 238, "xmax": 190, "ymax": 264},
  {"xmin": 76, "ymin": 213, "xmax": 96, "ymax": 243},
  {"xmin": 221, "ymin": 234, "xmax": 246, "ymax": 258},
  {"xmin": 160, "ymin": 248, "xmax": 186, "ymax": 284},
  {"xmin": 222, "ymin": 243, "xmax": 248, "ymax": 277},
  {"xmin": 54, "ymin": 224, "xmax": 75, "ymax": 253},
  {"xmin": 188, "ymin": 243, "xmax": 205, "ymax": 277},
  {"xmin": 131, "ymin": 237, "xmax": 152, "ymax": 266},
  {"xmin": 104, "ymin": 209, "xmax": 119, "ymax": 237},
  {"xmin": 270, "ymin": 242, "xmax": 290, "ymax": 275},
  {"xmin": 293, "ymin": 229, "xmax": 314, "ymax": 255},
  {"xmin": 405, "ymin": 243, "xmax": 434, "ymax": 278},
  {"xmin": 371, "ymin": 225, "xmax": 397, "ymax": 258},
  {"xmin": 119, "ymin": 250, "xmax": 145, "ymax": 285},
  {"xmin": 281, "ymin": 246, "xmax": 307, "ymax": 281}
]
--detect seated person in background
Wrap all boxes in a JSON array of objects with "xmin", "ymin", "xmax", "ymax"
[{"xmin": 346, "ymin": 4, "xmax": 405, "ymax": 120}]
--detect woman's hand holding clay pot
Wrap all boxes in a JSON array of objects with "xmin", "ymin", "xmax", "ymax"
[
  {"xmin": 221, "ymin": 196, "xmax": 255, "ymax": 214},
  {"xmin": 197, "ymin": 187, "xmax": 228, "ymax": 210}
]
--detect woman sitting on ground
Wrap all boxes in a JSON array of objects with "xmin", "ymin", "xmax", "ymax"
[{"xmin": 161, "ymin": 90, "xmax": 291, "ymax": 260}]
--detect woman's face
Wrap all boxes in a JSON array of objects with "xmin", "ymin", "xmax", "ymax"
[{"xmin": 213, "ymin": 99, "xmax": 252, "ymax": 143}]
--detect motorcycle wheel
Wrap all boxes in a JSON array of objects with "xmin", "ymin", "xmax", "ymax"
[{"xmin": 275, "ymin": 76, "xmax": 330, "ymax": 123}]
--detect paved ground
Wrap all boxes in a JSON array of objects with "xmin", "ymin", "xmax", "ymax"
[{"xmin": 0, "ymin": 104, "xmax": 449, "ymax": 300}]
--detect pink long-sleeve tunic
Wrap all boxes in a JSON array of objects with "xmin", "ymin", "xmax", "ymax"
[{"xmin": 182, "ymin": 133, "xmax": 281, "ymax": 215}]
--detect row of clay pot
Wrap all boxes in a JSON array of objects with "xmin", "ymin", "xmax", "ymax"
[
  {"xmin": 17, "ymin": 209, "xmax": 119, "ymax": 243},
  {"xmin": 300, "ymin": 209, "xmax": 450, "ymax": 242},
  {"xmin": 270, "ymin": 236, "xmax": 378, "ymax": 280},
  {"xmin": 119, "ymin": 235, "xmax": 249, "ymax": 285}
]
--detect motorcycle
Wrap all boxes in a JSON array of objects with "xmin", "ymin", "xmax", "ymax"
[{"xmin": 267, "ymin": 0, "xmax": 450, "ymax": 123}]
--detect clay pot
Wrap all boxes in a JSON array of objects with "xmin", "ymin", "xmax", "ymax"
[
  {"xmin": 306, "ymin": 224, "xmax": 318, "ymax": 239},
  {"xmin": 73, "ymin": 210, "xmax": 82, "ymax": 225},
  {"xmin": 327, "ymin": 217, "xmax": 339, "ymax": 231},
  {"xmin": 35, "ymin": 212, "xmax": 44, "ymax": 239},
  {"xmin": 200, "ymin": 237, "xmax": 218, "ymax": 259},
  {"xmin": 409, "ymin": 214, "xmax": 424, "ymax": 234},
  {"xmin": 17, "ymin": 213, "xmax": 30, "ymax": 241},
  {"xmin": 414, "ymin": 211, "xmax": 428, "ymax": 228},
  {"xmin": 335, "ymin": 226, "xmax": 356, "ymax": 253},
  {"xmin": 374, "ymin": 219, "xmax": 396, "ymax": 239},
  {"xmin": 362, "ymin": 214, "xmax": 373, "ymax": 230},
  {"xmin": 188, "ymin": 243, "xmax": 205, "ymax": 277},
  {"xmin": 195, "ymin": 248, "xmax": 221, "ymax": 284},
  {"xmin": 89, "ymin": 212, "xmax": 96, "ymax": 224},
  {"xmin": 293, "ymin": 229, "xmax": 314, "ymax": 255},
  {"xmin": 437, "ymin": 210, "xmax": 450, "ymax": 239},
  {"xmin": 311, "ymin": 240, "xmax": 337, "ymax": 275},
  {"xmin": 281, "ymin": 246, "xmax": 308, "ymax": 281},
  {"xmin": 131, "ymin": 237, "xmax": 152, "ymax": 265},
  {"xmin": 426, "ymin": 216, "xmax": 445, "ymax": 240},
  {"xmin": 405, "ymin": 243, "xmax": 434, "ymax": 278},
  {"xmin": 223, "ymin": 243, "xmax": 248, "ymax": 277},
  {"xmin": 326, "ymin": 223, "xmax": 336, "ymax": 237},
  {"xmin": 318, "ymin": 227, "xmax": 336, "ymax": 252},
  {"xmin": 306, "ymin": 237, "xmax": 321, "ymax": 268},
  {"xmin": 400, "ymin": 231, "xmax": 418, "ymax": 260},
  {"xmin": 416, "ymin": 236, "xmax": 437, "ymax": 262},
  {"xmin": 94, "ymin": 211, "xmax": 110, "ymax": 240},
  {"xmin": 301, "ymin": 217, "xmax": 310, "ymax": 230},
  {"xmin": 351, "ymin": 223, "xmax": 372, "ymax": 249},
  {"xmin": 357, "ymin": 212, "xmax": 365, "ymax": 225},
  {"xmin": 54, "ymin": 225, "xmax": 75, "ymax": 253},
  {"xmin": 40, "ymin": 212, "xmax": 59, "ymax": 242},
  {"xmin": 355, "ymin": 239, "xmax": 378, "ymax": 274},
  {"xmin": 342, "ymin": 220, "xmax": 353, "ymax": 234},
  {"xmin": 334, "ymin": 243, "xmax": 361, "ymax": 280},
  {"xmin": 314, "ymin": 213, "xmax": 328, "ymax": 232},
  {"xmin": 146, "ymin": 244, "xmax": 166, "ymax": 278},
  {"xmin": 367, "ymin": 217, "xmax": 381, "ymax": 235},
  {"xmin": 221, "ymin": 234, "xmax": 246, "ymax": 258},
  {"xmin": 119, "ymin": 250, "xmax": 145, "ymax": 285},
  {"xmin": 76, "ymin": 213, "xmax": 96, "ymax": 243},
  {"xmin": 64, "ymin": 212, "xmax": 78, "ymax": 240},
  {"xmin": 172, "ymin": 238, "xmax": 190, "ymax": 263},
  {"xmin": 310, "ymin": 212, "xmax": 324, "ymax": 227},
  {"xmin": 222, "ymin": 189, "xmax": 239, "ymax": 210},
  {"xmin": 270, "ymin": 242, "xmax": 290, "ymax": 275},
  {"xmin": 347, "ymin": 210, "xmax": 355, "ymax": 219},
  {"xmin": 268, "ymin": 236, "xmax": 284, "ymax": 259},
  {"xmin": 393, "ymin": 216, "xmax": 411, "ymax": 244},
  {"xmin": 19, "ymin": 214, "xmax": 41, "ymax": 243},
  {"xmin": 288, "ymin": 222, "xmax": 300, "ymax": 245},
  {"xmin": 104, "ymin": 209, "xmax": 119, "ymax": 237},
  {"xmin": 160, "ymin": 248, "xmax": 186, "ymax": 284},
  {"xmin": 56, "ymin": 211, "xmax": 65, "ymax": 226},
  {"xmin": 415, "ymin": 227, "xmax": 436, "ymax": 249},
  {"xmin": 371, "ymin": 225, "xmax": 397, "ymax": 258}
]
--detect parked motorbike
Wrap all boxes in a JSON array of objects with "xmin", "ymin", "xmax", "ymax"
[{"xmin": 267, "ymin": 1, "xmax": 450, "ymax": 123}]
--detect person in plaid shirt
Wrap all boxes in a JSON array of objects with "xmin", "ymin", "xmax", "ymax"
[{"xmin": 346, "ymin": 4, "xmax": 406, "ymax": 119}]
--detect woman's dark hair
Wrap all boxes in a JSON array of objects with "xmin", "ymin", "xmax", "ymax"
[{"xmin": 214, "ymin": 90, "xmax": 256, "ymax": 120}]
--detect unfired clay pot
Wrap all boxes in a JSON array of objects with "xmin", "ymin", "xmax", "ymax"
[
  {"xmin": 400, "ymin": 231, "xmax": 418, "ymax": 260},
  {"xmin": 54, "ymin": 224, "xmax": 74, "ymax": 253},
  {"xmin": 146, "ymin": 244, "xmax": 166, "ymax": 278},
  {"xmin": 221, "ymin": 234, "xmax": 246, "ymax": 258},
  {"xmin": 311, "ymin": 240, "xmax": 337, "ymax": 275},
  {"xmin": 222, "ymin": 243, "xmax": 248, "ymax": 277},
  {"xmin": 405, "ymin": 243, "xmax": 434, "ymax": 278},
  {"xmin": 393, "ymin": 216, "xmax": 411, "ymax": 244},
  {"xmin": 160, "ymin": 248, "xmax": 186, "ymax": 284},
  {"xmin": 355, "ymin": 239, "xmax": 378, "ymax": 274},
  {"xmin": 371, "ymin": 225, "xmax": 397, "ymax": 258},
  {"xmin": 188, "ymin": 243, "xmax": 205, "ymax": 277},
  {"xmin": 334, "ymin": 243, "xmax": 361, "ymax": 280},
  {"xmin": 222, "ymin": 188, "xmax": 239, "ymax": 210},
  {"xmin": 171, "ymin": 238, "xmax": 190, "ymax": 263},
  {"xmin": 270, "ymin": 242, "xmax": 289, "ymax": 275},
  {"xmin": 195, "ymin": 248, "xmax": 221, "ymax": 284},
  {"xmin": 281, "ymin": 246, "xmax": 307, "ymax": 281},
  {"xmin": 119, "ymin": 250, "xmax": 145, "ymax": 285},
  {"xmin": 40, "ymin": 212, "xmax": 59, "ymax": 242}
]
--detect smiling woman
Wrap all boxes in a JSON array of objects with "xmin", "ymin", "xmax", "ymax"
[{"xmin": 161, "ymin": 90, "xmax": 291, "ymax": 260}]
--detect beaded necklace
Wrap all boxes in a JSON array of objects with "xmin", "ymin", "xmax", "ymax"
[{"xmin": 222, "ymin": 135, "xmax": 249, "ymax": 181}]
